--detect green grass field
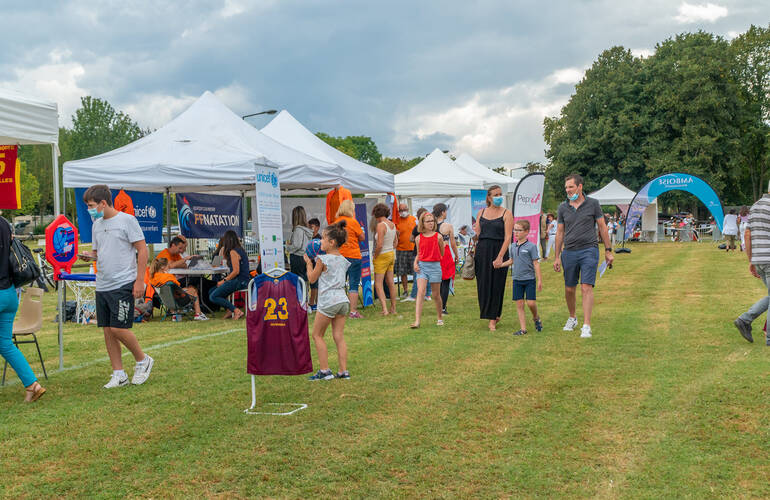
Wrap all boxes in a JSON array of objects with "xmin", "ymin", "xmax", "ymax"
[{"xmin": 1, "ymin": 241, "xmax": 769, "ymax": 498}]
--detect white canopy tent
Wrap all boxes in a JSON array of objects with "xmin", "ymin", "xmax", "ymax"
[
  {"xmin": 261, "ymin": 110, "xmax": 394, "ymax": 194},
  {"xmin": 63, "ymin": 91, "xmax": 344, "ymax": 193},
  {"xmin": 395, "ymin": 148, "xmax": 487, "ymax": 196},
  {"xmin": 589, "ymin": 179, "xmax": 658, "ymax": 242},
  {"xmin": 454, "ymin": 153, "xmax": 517, "ymax": 193},
  {"xmin": 0, "ymin": 88, "xmax": 65, "ymax": 369}
]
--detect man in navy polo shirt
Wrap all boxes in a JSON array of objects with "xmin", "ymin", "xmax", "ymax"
[{"xmin": 553, "ymin": 174, "xmax": 614, "ymax": 338}]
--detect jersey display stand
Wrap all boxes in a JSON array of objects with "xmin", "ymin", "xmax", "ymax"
[{"xmin": 244, "ymin": 268, "xmax": 311, "ymax": 416}]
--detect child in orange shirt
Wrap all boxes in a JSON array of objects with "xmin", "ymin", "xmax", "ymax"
[{"xmin": 149, "ymin": 258, "xmax": 208, "ymax": 320}]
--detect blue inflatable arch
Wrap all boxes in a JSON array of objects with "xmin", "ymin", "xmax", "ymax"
[{"xmin": 624, "ymin": 173, "xmax": 725, "ymax": 241}]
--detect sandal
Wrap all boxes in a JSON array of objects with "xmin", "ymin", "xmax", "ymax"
[
  {"xmin": 232, "ymin": 308, "xmax": 244, "ymax": 320},
  {"xmin": 513, "ymin": 329, "xmax": 528, "ymax": 336},
  {"xmin": 24, "ymin": 382, "xmax": 46, "ymax": 403},
  {"xmin": 436, "ymin": 320, "xmax": 444, "ymax": 326},
  {"xmin": 409, "ymin": 323, "xmax": 420, "ymax": 329}
]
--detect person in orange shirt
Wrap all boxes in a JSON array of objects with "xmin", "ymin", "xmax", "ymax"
[
  {"xmin": 156, "ymin": 235, "xmax": 194, "ymax": 269},
  {"xmin": 148, "ymin": 258, "xmax": 208, "ymax": 320},
  {"xmin": 394, "ymin": 202, "xmax": 417, "ymax": 299},
  {"xmin": 334, "ymin": 199, "xmax": 365, "ymax": 318},
  {"xmin": 326, "ymin": 185, "xmax": 352, "ymax": 225},
  {"xmin": 113, "ymin": 189, "xmax": 135, "ymax": 216}
]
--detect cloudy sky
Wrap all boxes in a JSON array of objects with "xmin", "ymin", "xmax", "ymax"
[{"xmin": 1, "ymin": 1, "xmax": 767, "ymax": 168}]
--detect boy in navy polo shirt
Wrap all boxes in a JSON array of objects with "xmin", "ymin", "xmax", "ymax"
[{"xmin": 500, "ymin": 220, "xmax": 543, "ymax": 336}]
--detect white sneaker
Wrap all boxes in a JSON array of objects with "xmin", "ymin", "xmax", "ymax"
[
  {"xmin": 194, "ymin": 313, "xmax": 209, "ymax": 321},
  {"xmin": 401, "ymin": 297, "xmax": 415, "ymax": 302},
  {"xmin": 103, "ymin": 374, "xmax": 129, "ymax": 389},
  {"xmin": 563, "ymin": 317, "xmax": 578, "ymax": 331},
  {"xmin": 580, "ymin": 325, "xmax": 592, "ymax": 338},
  {"xmin": 132, "ymin": 355, "xmax": 155, "ymax": 385}
]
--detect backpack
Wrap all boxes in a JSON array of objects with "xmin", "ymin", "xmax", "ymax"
[{"xmin": 4, "ymin": 218, "xmax": 41, "ymax": 288}]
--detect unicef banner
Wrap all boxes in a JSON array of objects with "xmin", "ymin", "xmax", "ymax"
[
  {"xmin": 75, "ymin": 188, "xmax": 164, "ymax": 243},
  {"xmin": 511, "ymin": 173, "xmax": 546, "ymax": 246},
  {"xmin": 176, "ymin": 193, "xmax": 242, "ymax": 239},
  {"xmin": 624, "ymin": 173, "xmax": 725, "ymax": 240},
  {"xmin": 253, "ymin": 165, "xmax": 283, "ymax": 273}
]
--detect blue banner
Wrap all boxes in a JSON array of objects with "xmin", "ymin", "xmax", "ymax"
[
  {"xmin": 176, "ymin": 193, "xmax": 242, "ymax": 239},
  {"xmin": 75, "ymin": 188, "xmax": 164, "ymax": 243},
  {"xmin": 470, "ymin": 189, "xmax": 488, "ymax": 228},
  {"xmin": 355, "ymin": 202, "xmax": 374, "ymax": 307},
  {"xmin": 624, "ymin": 173, "xmax": 725, "ymax": 240}
]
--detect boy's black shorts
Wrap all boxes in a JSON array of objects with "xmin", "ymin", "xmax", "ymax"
[{"xmin": 96, "ymin": 282, "xmax": 135, "ymax": 329}]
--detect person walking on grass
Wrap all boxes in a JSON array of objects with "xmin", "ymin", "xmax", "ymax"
[
  {"xmin": 403, "ymin": 207, "xmax": 432, "ymax": 302},
  {"xmin": 410, "ymin": 211, "xmax": 445, "ymax": 329},
  {"xmin": 0, "ymin": 214, "xmax": 46, "ymax": 402},
  {"xmin": 553, "ymin": 174, "xmax": 614, "ymax": 339},
  {"xmin": 734, "ymin": 182, "xmax": 770, "ymax": 344},
  {"xmin": 371, "ymin": 203, "xmax": 399, "ymax": 315},
  {"xmin": 433, "ymin": 203, "xmax": 458, "ymax": 315},
  {"xmin": 498, "ymin": 220, "xmax": 543, "ymax": 336},
  {"xmin": 79, "ymin": 185, "xmax": 154, "ymax": 388},
  {"xmin": 723, "ymin": 209, "xmax": 739, "ymax": 252},
  {"xmin": 304, "ymin": 220, "xmax": 351, "ymax": 380}
]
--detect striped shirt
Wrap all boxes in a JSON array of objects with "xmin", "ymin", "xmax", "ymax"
[{"xmin": 748, "ymin": 194, "xmax": 770, "ymax": 264}]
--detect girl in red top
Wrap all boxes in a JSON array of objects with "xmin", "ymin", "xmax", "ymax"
[{"xmin": 410, "ymin": 211, "xmax": 445, "ymax": 328}]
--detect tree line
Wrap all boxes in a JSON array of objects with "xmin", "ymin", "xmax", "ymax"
[{"xmin": 543, "ymin": 25, "xmax": 770, "ymax": 212}]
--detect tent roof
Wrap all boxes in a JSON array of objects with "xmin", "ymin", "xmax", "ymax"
[
  {"xmin": 0, "ymin": 88, "xmax": 59, "ymax": 149},
  {"xmin": 588, "ymin": 179, "xmax": 638, "ymax": 205},
  {"xmin": 454, "ymin": 153, "xmax": 517, "ymax": 192},
  {"xmin": 261, "ymin": 110, "xmax": 394, "ymax": 194},
  {"xmin": 395, "ymin": 148, "xmax": 487, "ymax": 196},
  {"xmin": 63, "ymin": 91, "xmax": 343, "ymax": 193}
]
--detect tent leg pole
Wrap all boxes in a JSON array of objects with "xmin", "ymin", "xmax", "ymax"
[
  {"xmin": 52, "ymin": 145, "xmax": 65, "ymax": 369},
  {"xmin": 166, "ymin": 188, "xmax": 171, "ymax": 242},
  {"xmin": 241, "ymin": 191, "xmax": 247, "ymax": 237},
  {"xmin": 52, "ymin": 146, "xmax": 60, "ymax": 217},
  {"xmin": 58, "ymin": 285, "xmax": 64, "ymax": 370}
]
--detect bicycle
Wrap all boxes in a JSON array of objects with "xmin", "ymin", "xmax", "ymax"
[{"xmin": 32, "ymin": 248, "xmax": 56, "ymax": 291}]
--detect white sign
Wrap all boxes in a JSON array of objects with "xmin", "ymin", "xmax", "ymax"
[{"xmin": 254, "ymin": 164, "xmax": 283, "ymax": 273}]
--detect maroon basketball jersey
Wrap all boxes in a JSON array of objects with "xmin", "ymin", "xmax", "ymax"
[{"xmin": 246, "ymin": 272, "xmax": 312, "ymax": 375}]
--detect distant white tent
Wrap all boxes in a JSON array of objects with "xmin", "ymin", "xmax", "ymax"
[
  {"xmin": 394, "ymin": 148, "xmax": 486, "ymax": 196},
  {"xmin": 454, "ymin": 153, "xmax": 517, "ymax": 193},
  {"xmin": 261, "ymin": 110, "xmax": 394, "ymax": 194},
  {"xmin": 63, "ymin": 91, "xmax": 341, "ymax": 192},
  {"xmin": 588, "ymin": 179, "xmax": 637, "ymax": 206}
]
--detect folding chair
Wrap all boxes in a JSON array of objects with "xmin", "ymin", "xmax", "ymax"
[
  {"xmin": 154, "ymin": 283, "xmax": 196, "ymax": 321},
  {"xmin": 2, "ymin": 287, "xmax": 48, "ymax": 385}
]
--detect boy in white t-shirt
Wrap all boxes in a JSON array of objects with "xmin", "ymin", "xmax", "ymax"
[{"xmin": 79, "ymin": 185, "xmax": 154, "ymax": 388}]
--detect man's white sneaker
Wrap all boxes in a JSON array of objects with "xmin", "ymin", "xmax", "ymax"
[
  {"xmin": 103, "ymin": 374, "xmax": 129, "ymax": 389},
  {"xmin": 563, "ymin": 317, "xmax": 578, "ymax": 331},
  {"xmin": 132, "ymin": 355, "xmax": 155, "ymax": 385},
  {"xmin": 580, "ymin": 325, "xmax": 592, "ymax": 338}
]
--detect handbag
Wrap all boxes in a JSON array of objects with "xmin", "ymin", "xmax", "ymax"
[
  {"xmin": 4, "ymin": 218, "xmax": 41, "ymax": 288},
  {"xmin": 461, "ymin": 240, "xmax": 476, "ymax": 280}
]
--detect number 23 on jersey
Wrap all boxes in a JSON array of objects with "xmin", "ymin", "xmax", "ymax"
[{"xmin": 263, "ymin": 297, "xmax": 289, "ymax": 321}]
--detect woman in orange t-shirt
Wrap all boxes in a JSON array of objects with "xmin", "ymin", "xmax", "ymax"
[
  {"xmin": 148, "ymin": 258, "xmax": 207, "ymax": 320},
  {"xmin": 334, "ymin": 199, "xmax": 365, "ymax": 318}
]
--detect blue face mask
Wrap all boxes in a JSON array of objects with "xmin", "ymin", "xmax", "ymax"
[
  {"xmin": 88, "ymin": 207, "xmax": 103, "ymax": 220},
  {"xmin": 492, "ymin": 196, "xmax": 504, "ymax": 207},
  {"xmin": 568, "ymin": 192, "xmax": 579, "ymax": 201}
]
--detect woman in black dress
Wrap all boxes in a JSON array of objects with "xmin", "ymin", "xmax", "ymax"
[{"xmin": 473, "ymin": 185, "xmax": 514, "ymax": 331}]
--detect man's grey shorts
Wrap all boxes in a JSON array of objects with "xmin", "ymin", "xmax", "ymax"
[
  {"xmin": 561, "ymin": 247, "xmax": 599, "ymax": 287},
  {"xmin": 317, "ymin": 301, "xmax": 350, "ymax": 319}
]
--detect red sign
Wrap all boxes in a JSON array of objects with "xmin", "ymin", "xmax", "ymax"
[
  {"xmin": 45, "ymin": 215, "xmax": 79, "ymax": 279},
  {"xmin": 0, "ymin": 145, "xmax": 20, "ymax": 209}
]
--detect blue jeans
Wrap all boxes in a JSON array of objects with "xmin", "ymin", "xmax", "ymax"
[
  {"xmin": 0, "ymin": 287, "xmax": 37, "ymax": 387},
  {"xmin": 739, "ymin": 263, "xmax": 770, "ymax": 325},
  {"xmin": 208, "ymin": 278, "xmax": 249, "ymax": 312}
]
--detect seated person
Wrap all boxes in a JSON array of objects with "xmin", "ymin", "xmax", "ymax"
[
  {"xmin": 149, "ymin": 258, "xmax": 208, "ymax": 321},
  {"xmin": 157, "ymin": 235, "xmax": 197, "ymax": 269}
]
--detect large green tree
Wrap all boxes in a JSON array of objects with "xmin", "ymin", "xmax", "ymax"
[
  {"xmin": 732, "ymin": 24, "xmax": 770, "ymax": 201},
  {"xmin": 3, "ymin": 161, "xmax": 40, "ymax": 217},
  {"xmin": 315, "ymin": 132, "xmax": 382, "ymax": 166},
  {"xmin": 544, "ymin": 46, "xmax": 646, "ymax": 199},
  {"xmin": 375, "ymin": 156, "xmax": 422, "ymax": 174}
]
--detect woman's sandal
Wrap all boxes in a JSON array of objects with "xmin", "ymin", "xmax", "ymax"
[
  {"xmin": 436, "ymin": 320, "xmax": 444, "ymax": 326},
  {"xmin": 409, "ymin": 323, "xmax": 420, "ymax": 329},
  {"xmin": 232, "ymin": 309, "xmax": 244, "ymax": 320},
  {"xmin": 24, "ymin": 382, "xmax": 46, "ymax": 403},
  {"xmin": 513, "ymin": 329, "xmax": 528, "ymax": 336}
]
